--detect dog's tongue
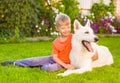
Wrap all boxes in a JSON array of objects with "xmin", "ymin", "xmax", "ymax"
[{"xmin": 85, "ymin": 42, "xmax": 94, "ymax": 52}]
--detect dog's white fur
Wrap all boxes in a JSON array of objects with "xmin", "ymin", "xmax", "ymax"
[{"xmin": 58, "ymin": 19, "xmax": 113, "ymax": 76}]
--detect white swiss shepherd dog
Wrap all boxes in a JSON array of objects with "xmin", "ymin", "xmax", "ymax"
[{"xmin": 58, "ymin": 19, "xmax": 113, "ymax": 76}]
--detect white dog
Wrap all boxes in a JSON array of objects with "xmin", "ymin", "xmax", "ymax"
[{"xmin": 58, "ymin": 19, "xmax": 113, "ymax": 76}]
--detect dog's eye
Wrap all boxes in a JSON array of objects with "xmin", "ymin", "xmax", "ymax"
[{"xmin": 85, "ymin": 31, "xmax": 89, "ymax": 34}]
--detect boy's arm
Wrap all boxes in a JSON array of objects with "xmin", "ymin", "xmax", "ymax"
[
  {"xmin": 53, "ymin": 54, "xmax": 74, "ymax": 69},
  {"xmin": 53, "ymin": 54, "xmax": 66, "ymax": 67}
]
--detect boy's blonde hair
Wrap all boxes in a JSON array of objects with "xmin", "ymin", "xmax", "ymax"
[{"xmin": 55, "ymin": 13, "xmax": 71, "ymax": 27}]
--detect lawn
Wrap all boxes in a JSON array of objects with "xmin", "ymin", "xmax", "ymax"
[{"xmin": 0, "ymin": 36, "xmax": 120, "ymax": 83}]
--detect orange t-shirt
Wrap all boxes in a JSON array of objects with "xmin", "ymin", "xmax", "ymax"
[{"xmin": 52, "ymin": 34, "xmax": 72, "ymax": 63}]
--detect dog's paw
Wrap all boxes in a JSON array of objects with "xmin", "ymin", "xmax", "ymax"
[
  {"xmin": 57, "ymin": 73, "xmax": 68, "ymax": 76},
  {"xmin": 58, "ymin": 70, "xmax": 72, "ymax": 76},
  {"xmin": 57, "ymin": 73, "xmax": 64, "ymax": 76}
]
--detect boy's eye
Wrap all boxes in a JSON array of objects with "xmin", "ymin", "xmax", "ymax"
[
  {"xmin": 61, "ymin": 27, "xmax": 67, "ymax": 29},
  {"xmin": 60, "ymin": 26, "xmax": 70, "ymax": 30},
  {"xmin": 67, "ymin": 27, "xmax": 70, "ymax": 29},
  {"xmin": 61, "ymin": 28, "xmax": 65, "ymax": 29}
]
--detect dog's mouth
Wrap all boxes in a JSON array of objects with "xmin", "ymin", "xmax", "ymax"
[{"xmin": 82, "ymin": 40, "xmax": 94, "ymax": 52}]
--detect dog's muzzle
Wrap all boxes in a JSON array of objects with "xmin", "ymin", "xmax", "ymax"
[{"xmin": 82, "ymin": 40, "xmax": 94, "ymax": 52}]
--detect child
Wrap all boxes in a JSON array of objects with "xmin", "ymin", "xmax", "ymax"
[{"xmin": 1, "ymin": 13, "xmax": 98, "ymax": 71}]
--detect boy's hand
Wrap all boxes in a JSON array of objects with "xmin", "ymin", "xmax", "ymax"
[{"xmin": 64, "ymin": 64, "xmax": 75, "ymax": 70}]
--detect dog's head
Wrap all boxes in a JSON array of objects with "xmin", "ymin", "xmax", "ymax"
[{"xmin": 73, "ymin": 19, "xmax": 99, "ymax": 52}]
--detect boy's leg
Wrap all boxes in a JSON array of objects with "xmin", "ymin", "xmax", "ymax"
[
  {"xmin": 15, "ymin": 56, "xmax": 52, "ymax": 67},
  {"xmin": 41, "ymin": 63, "xmax": 62, "ymax": 71},
  {"xmin": 41, "ymin": 56, "xmax": 62, "ymax": 71},
  {"xmin": 1, "ymin": 56, "xmax": 52, "ymax": 67}
]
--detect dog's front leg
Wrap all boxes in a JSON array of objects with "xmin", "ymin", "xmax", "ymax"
[
  {"xmin": 58, "ymin": 70, "xmax": 74, "ymax": 76},
  {"xmin": 77, "ymin": 67, "xmax": 92, "ymax": 74},
  {"xmin": 58, "ymin": 67, "xmax": 92, "ymax": 76}
]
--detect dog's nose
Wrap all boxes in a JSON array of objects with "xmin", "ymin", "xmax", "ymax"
[{"xmin": 94, "ymin": 37, "xmax": 99, "ymax": 42}]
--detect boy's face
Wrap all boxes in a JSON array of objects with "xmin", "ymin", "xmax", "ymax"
[{"xmin": 56, "ymin": 21, "xmax": 71, "ymax": 37}]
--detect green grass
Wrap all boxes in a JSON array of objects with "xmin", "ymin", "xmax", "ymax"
[{"xmin": 0, "ymin": 37, "xmax": 120, "ymax": 83}]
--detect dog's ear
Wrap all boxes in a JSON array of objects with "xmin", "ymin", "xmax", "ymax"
[
  {"xmin": 74, "ymin": 19, "xmax": 82, "ymax": 30},
  {"xmin": 85, "ymin": 19, "xmax": 90, "ymax": 27}
]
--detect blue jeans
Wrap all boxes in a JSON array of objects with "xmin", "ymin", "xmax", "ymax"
[{"xmin": 15, "ymin": 55, "xmax": 62, "ymax": 71}]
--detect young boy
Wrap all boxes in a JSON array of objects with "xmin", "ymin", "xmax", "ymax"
[{"xmin": 1, "ymin": 13, "xmax": 98, "ymax": 71}]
